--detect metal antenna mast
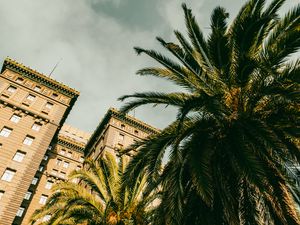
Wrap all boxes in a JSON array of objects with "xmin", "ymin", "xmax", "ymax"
[{"xmin": 49, "ymin": 58, "xmax": 62, "ymax": 77}]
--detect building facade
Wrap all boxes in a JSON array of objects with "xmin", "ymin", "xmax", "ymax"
[
  {"xmin": 0, "ymin": 58, "xmax": 79, "ymax": 225},
  {"xmin": 21, "ymin": 124, "xmax": 90, "ymax": 225},
  {"xmin": 0, "ymin": 59, "xmax": 160, "ymax": 224},
  {"xmin": 85, "ymin": 108, "xmax": 160, "ymax": 161}
]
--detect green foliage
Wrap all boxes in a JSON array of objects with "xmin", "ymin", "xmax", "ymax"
[
  {"xmin": 120, "ymin": 0, "xmax": 300, "ymax": 224},
  {"xmin": 30, "ymin": 153, "xmax": 157, "ymax": 225}
]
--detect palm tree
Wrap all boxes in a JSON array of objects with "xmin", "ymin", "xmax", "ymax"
[
  {"xmin": 119, "ymin": 0, "xmax": 300, "ymax": 224},
  {"xmin": 30, "ymin": 153, "xmax": 157, "ymax": 225}
]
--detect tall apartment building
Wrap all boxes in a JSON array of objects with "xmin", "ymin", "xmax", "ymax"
[
  {"xmin": 20, "ymin": 108, "xmax": 159, "ymax": 224},
  {"xmin": 21, "ymin": 124, "xmax": 90, "ymax": 225},
  {"xmin": 0, "ymin": 58, "xmax": 79, "ymax": 225},
  {"xmin": 85, "ymin": 108, "xmax": 160, "ymax": 161}
]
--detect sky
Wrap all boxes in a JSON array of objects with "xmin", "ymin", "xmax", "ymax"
[{"xmin": 0, "ymin": 0, "xmax": 297, "ymax": 133}]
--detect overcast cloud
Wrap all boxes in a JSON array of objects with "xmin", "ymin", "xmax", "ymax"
[{"xmin": 0, "ymin": 0, "xmax": 297, "ymax": 133}]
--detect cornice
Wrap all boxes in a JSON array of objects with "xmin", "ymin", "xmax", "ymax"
[
  {"xmin": 0, "ymin": 98, "xmax": 53, "ymax": 125},
  {"xmin": 84, "ymin": 107, "xmax": 160, "ymax": 156},
  {"xmin": 57, "ymin": 135, "xmax": 86, "ymax": 152},
  {"xmin": 1, "ymin": 58, "xmax": 80, "ymax": 98},
  {"xmin": 109, "ymin": 108, "xmax": 160, "ymax": 134}
]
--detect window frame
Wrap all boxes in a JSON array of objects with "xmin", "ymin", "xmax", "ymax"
[
  {"xmin": 1, "ymin": 168, "xmax": 16, "ymax": 182},
  {"xmin": 23, "ymin": 136, "xmax": 34, "ymax": 146},
  {"xmin": 10, "ymin": 114, "xmax": 21, "ymax": 123},
  {"xmin": 0, "ymin": 127, "xmax": 12, "ymax": 137},
  {"xmin": 16, "ymin": 207, "xmax": 25, "ymax": 217},
  {"xmin": 12, "ymin": 150, "xmax": 26, "ymax": 162}
]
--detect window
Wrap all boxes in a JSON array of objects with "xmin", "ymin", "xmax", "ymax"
[
  {"xmin": 121, "ymin": 124, "xmax": 125, "ymax": 130},
  {"xmin": 51, "ymin": 93, "xmax": 58, "ymax": 99},
  {"xmin": 39, "ymin": 166, "xmax": 44, "ymax": 172},
  {"xmin": 51, "ymin": 169, "xmax": 58, "ymax": 176},
  {"xmin": 45, "ymin": 181, "xmax": 53, "ymax": 190},
  {"xmin": 118, "ymin": 133, "xmax": 124, "ymax": 142},
  {"xmin": 60, "ymin": 149, "xmax": 66, "ymax": 155},
  {"xmin": 10, "ymin": 114, "xmax": 21, "ymax": 123},
  {"xmin": 1, "ymin": 168, "xmax": 16, "ymax": 182},
  {"xmin": 72, "ymin": 178, "xmax": 79, "ymax": 183},
  {"xmin": 32, "ymin": 177, "xmax": 38, "ymax": 185},
  {"xmin": 13, "ymin": 151, "xmax": 26, "ymax": 162},
  {"xmin": 0, "ymin": 190, "xmax": 4, "ymax": 200},
  {"xmin": 0, "ymin": 127, "xmax": 12, "ymax": 137},
  {"xmin": 59, "ymin": 171, "xmax": 66, "ymax": 179},
  {"xmin": 16, "ymin": 207, "xmax": 25, "ymax": 217},
  {"xmin": 7, "ymin": 86, "xmax": 17, "ymax": 93},
  {"xmin": 32, "ymin": 123, "xmax": 41, "ymax": 131},
  {"xmin": 66, "ymin": 152, "xmax": 72, "ymax": 158},
  {"xmin": 16, "ymin": 77, "xmax": 24, "ymax": 83},
  {"xmin": 79, "ymin": 156, "xmax": 84, "ymax": 163},
  {"xmin": 23, "ymin": 136, "xmax": 34, "ymax": 146},
  {"xmin": 42, "ymin": 215, "xmax": 51, "ymax": 222},
  {"xmin": 134, "ymin": 130, "xmax": 139, "ymax": 135},
  {"xmin": 43, "ymin": 155, "xmax": 49, "ymax": 161},
  {"xmin": 76, "ymin": 165, "xmax": 81, "ymax": 171},
  {"xmin": 26, "ymin": 94, "xmax": 35, "ymax": 101},
  {"xmin": 63, "ymin": 161, "xmax": 69, "ymax": 168},
  {"xmin": 34, "ymin": 86, "xmax": 41, "ymax": 92},
  {"xmin": 56, "ymin": 159, "xmax": 62, "ymax": 166},
  {"xmin": 39, "ymin": 195, "xmax": 48, "ymax": 205},
  {"xmin": 45, "ymin": 102, "xmax": 53, "ymax": 109},
  {"xmin": 24, "ymin": 191, "xmax": 32, "ymax": 200}
]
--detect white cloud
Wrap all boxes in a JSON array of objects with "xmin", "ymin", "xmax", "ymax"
[{"xmin": 0, "ymin": 0, "xmax": 297, "ymax": 132}]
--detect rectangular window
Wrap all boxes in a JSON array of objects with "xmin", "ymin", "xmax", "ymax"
[
  {"xmin": 43, "ymin": 155, "xmax": 49, "ymax": 161},
  {"xmin": 16, "ymin": 77, "xmax": 24, "ymax": 83},
  {"xmin": 66, "ymin": 152, "xmax": 72, "ymax": 158},
  {"xmin": 39, "ymin": 195, "xmax": 48, "ymax": 205},
  {"xmin": 51, "ymin": 93, "xmax": 58, "ymax": 99},
  {"xmin": 45, "ymin": 181, "xmax": 53, "ymax": 190},
  {"xmin": 59, "ymin": 171, "xmax": 66, "ymax": 179},
  {"xmin": 34, "ymin": 86, "xmax": 41, "ymax": 92},
  {"xmin": 60, "ymin": 149, "xmax": 66, "ymax": 155},
  {"xmin": 16, "ymin": 207, "xmax": 25, "ymax": 217},
  {"xmin": 0, "ymin": 190, "xmax": 4, "ymax": 200},
  {"xmin": 79, "ymin": 156, "xmax": 84, "ymax": 163},
  {"xmin": 45, "ymin": 102, "xmax": 53, "ymax": 109},
  {"xmin": 26, "ymin": 94, "xmax": 35, "ymax": 101},
  {"xmin": 1, "ymin": 168, "xmax": 16, "ymax": 182},
  {"xmin": 0, "ymin": 127, "xmax": 12, "ymax": 137},
  {"xmin": 63, "ymin": 161, "xmax": 69, "ymax": 168},
  {"xmin": 13, "ymin": 151, "xmax": 26, "ymax": 162},
  {"xmin": 31, "ymin": 123, "xmax": 41, "ymax": 131},
  {"xmin": 32, "ymin": 177, "xmax": 38, "ymax": 185},
  {"xmin": 24, "ymin": 191, "xmax": 32, "ymax": 200},
  {"xmin": 121, "ymin": 124, "xmax": 125, "ymax": 130},
  {"xmin": 76, "ymin": 165, "xmax": 81, "ymax": 171},
  {"xmin": 118, "ymin": 133, "xmax": 124, "ymax": 142},
  {"xmin": 56, "ymin": 159, "xmax": 62, "ymax": 166},
  {"xmin": 23, "ymin": 136, "xmax": 34, "ymax": 146},
  {"xmin": 7, "ymin": 86, "xmax": 17, "ymax": 93},
  {"xmin": 51, "ymin": 169, "xmax": 58, "ymax": 176},
  {"xmin": 42, "ymin": 215, "xmax": 51, "ymax": 222},
  {"xmin": 10, "ymin": 114, "xmax": 21, "ymax": 123},
  {"xmin": 72, "ymin": 178, "xmax": 79, "ymax": 183}
]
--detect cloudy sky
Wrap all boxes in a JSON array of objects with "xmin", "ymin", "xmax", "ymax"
[{"xmin": 0, "ymin": 0, "xmax": 296, "ymax": 133}]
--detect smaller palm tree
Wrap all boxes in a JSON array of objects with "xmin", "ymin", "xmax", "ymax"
[{"xmin": 30, "ymin": 153, "xmax": 157, "ymax": 225}]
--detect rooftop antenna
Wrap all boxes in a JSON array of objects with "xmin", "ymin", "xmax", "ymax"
[{"xmin": 49, "ymin": 58, "xmax": 62, "ymax": 77}]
